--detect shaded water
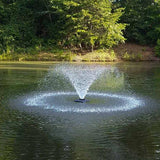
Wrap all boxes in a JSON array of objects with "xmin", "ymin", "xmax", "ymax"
[{"xmin": 0, "ymin": 62, "xmax": 160, "ymax": 160}]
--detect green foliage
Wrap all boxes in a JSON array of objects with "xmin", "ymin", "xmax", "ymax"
[
  {"xmin": 0, "ymin": 48, "xmax": 76, "ymax": 61},
  {"xmin": 136, "ymin": 53, "xmax": 143, "ymax": 60},
  {"xmin": 0, "ymin": 0, "xmax": 126, "ymax": 54},
  {"xmin": 54, "ymin": 0, "xmax": 126, "ymax": 50},
  {"xmin": 122, "ymin": 52, "xmax": 143, "ymax": 61},
  {"xmin": 1, "ymin": 0, "xmax": 160, "ymax": 59},
  {"xmin": 155, "ymin": 39, "xmax": 160, "ymax": 56},
  {"xmin": 114, "ymin": 0, "xmax": 160, "ymax": 45},
  {"xmin": 81, "ymin": 49, "xmax": 117, "ymax": 62},
  {"xmin": 122, "ymin": 52, "xmax": 130, "ymax": 60}
]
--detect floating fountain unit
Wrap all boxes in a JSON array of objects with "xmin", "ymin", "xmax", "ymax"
[{"xmin": 74, "ymin": 98, "xmax": 88, "ymax": 103}]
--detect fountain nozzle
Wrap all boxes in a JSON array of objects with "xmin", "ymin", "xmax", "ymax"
[{"xmin": 74, "ymin": 99, "xmax": 87, "ymax": 103}]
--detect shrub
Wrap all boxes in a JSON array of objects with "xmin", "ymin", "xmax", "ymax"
[
  {"xmin": 122, "ymin": 52, "xmax": 142, "ymax": 61},
  {"xmin": 81, "ymin": 49, "xmax": 117, "ymax": 62},
  {"xmin": 155, "ymin": 39, "xmax": 160, "ymax": 56},
  {"xmin": 122, "ymin": 52, "xmax": 130, "ymax": 60}
]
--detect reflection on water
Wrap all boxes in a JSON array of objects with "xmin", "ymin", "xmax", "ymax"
[{"xmin": 0, "ymin": 62, "xmax": 160, "ymax": 160}]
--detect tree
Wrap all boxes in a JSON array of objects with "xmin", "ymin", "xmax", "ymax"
[
  {"xmin": 114, "ymin": 0, "xmax": 160, "ymax": 45},
  {"xmin": 51, "ymin": 0, "xmax": 126, "ymax": 50},
  {"xmin": 0, "ymin": 0, "xmax": 126, "ymax": 53}
]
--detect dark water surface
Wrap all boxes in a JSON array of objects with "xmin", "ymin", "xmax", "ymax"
[{"xmin": 0, "ymin": 62, "xmax": 160, "ymax": 160}]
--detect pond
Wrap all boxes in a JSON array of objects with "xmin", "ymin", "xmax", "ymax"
[{"xmin": 0, "ymin": 62, "xmax": 160, "ymax": 160}]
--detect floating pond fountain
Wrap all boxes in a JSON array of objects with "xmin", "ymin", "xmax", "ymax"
[{"xmin": 18, "ymin": 64, "xmax": 143, "ymax": 113}]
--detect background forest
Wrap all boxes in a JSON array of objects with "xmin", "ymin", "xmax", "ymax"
[{"xmin": 0, "ymin": 0, "xmax": 160, "ymax": 60}]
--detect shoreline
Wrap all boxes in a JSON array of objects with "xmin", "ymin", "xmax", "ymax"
[
  {"xmin": 0, "ymin": 60, "xmax": 160, "ymax": 64},
  {"xmin": 0, "ymin": 43, "xmax": 159, "ymax": 62}
]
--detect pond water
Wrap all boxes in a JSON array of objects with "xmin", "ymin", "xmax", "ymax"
[{"xmin": 0, "ymin": 62, "xmax": 160, "ymax": 160}]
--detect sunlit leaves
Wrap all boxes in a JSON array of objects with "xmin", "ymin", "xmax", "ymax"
[
  {"xmin": 52, "ymin": 0, "xmax": 126, "ymax": 50},
  {"xmin": 0, "ymin": 0, "xmax": 126, "ymax": 52}
]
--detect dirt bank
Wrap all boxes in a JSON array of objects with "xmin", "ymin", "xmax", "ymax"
[{"xmin": 113, "ymin": 43, "xmax": 160, "ymax": 61}]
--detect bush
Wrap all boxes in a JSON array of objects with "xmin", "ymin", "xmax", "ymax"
[
  {"xmin": 81, "ymin": 49, "xmax": 117, "ymax": 62},
  {"xmin": 122, "ymin": 52, "xmax": 130, "ymax": 60},
  {"xmin": 122, "ymin": 52, "xmax": 143, "ymax": 61},
  {"xmin": 155, "ymin": 39, "xmax": 160, "ymax": 57}
]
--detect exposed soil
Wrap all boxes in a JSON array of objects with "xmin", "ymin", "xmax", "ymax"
[{"xmin": 113, "ymin": 43, "xmax": 160, "ymax": 61}]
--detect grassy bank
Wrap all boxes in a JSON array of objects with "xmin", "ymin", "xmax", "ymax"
[
  {"xmin": 0, "ymin": 43, "xmax": 159, "ymax": 62},
  {"xmin": 0, "ymin": 49, "xmax": 118, "ymax": 62}
]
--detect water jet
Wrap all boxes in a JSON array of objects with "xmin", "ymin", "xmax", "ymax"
[{"xmin": 55, "ymin": 64, "xmax": 107, "ymax": 101}]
